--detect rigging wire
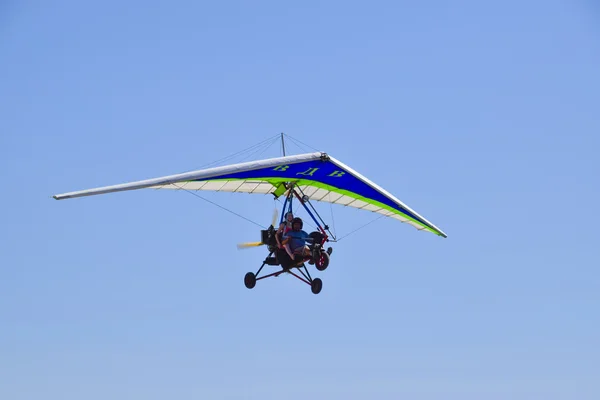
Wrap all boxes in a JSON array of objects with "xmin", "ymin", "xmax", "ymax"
[
  {"xmin": 186, "ymin": 133, "xmax": 281, "ymax": 172},
  {"xmin": 148, "ymin": 132, "xmax": 384, "ymax": 237},
  {"xmin": 151, "ymin": 134, "xmax": 283, "ymax": 229},
  {"xmin": 282, "ymin": 132, "xmax": 387, "ymax": 241},
  {"xmin": 171, "ymin": 182, "xmax": 266, "ymax": 229},
  {"xmin": 280, "ymin": 136, "xmax": 306, "ymax": 155},
  {"xmin": 328, "ymin": 192, "xmax": 337, "ymax": 238},
  {"xmin": 284, "ymin": 133, "xmax": 322, "ymax": 153},
  {"xmin": 236, "ymin": 135, "xmax": 280, "ymax": 164},
  {"xmin": 157, "ymin": 134, "xmax": 278, "ymax": 192},
  {"xmin": 335, "ymin": 213, "xmax": 385, "ymax": 241}
]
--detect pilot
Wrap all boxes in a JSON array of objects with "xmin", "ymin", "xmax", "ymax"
[{"xmin": 283, "ymin": 217, "xmax": 311, "ymax": 259}]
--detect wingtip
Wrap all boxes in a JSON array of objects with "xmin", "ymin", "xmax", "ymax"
[{"xmin": 435, "ymin": 229, "xmax": 448, "ymax": 238}]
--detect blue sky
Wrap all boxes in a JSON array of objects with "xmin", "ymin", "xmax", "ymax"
[{"xmin": 1, "ymin": 1, "xmax": 599, "ymax": 399}]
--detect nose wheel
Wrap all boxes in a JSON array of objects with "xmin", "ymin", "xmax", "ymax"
[{"xmin": 315, "ymin": 251, "xmax": 330, "ymax": 271}]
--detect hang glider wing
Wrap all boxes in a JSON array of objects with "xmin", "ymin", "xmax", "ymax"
[{"xmin": 53, "ymin": 152, "xmax": 447, "ymax": 238}]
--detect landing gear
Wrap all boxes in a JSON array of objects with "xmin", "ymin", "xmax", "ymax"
[
  {"xmin": 243, "ymin": 251, "xmax": 325, "ymax": 294},
  {"xmin": 242, "ymin": 182, "xmax": 335, "ymax": 295}
]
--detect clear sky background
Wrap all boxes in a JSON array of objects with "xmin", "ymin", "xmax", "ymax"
[{"xmin": 1, "ymin": 1, "xmax": 599, "ymax": 399}]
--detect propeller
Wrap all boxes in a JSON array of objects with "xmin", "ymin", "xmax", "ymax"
[
  {"xmin": 236, "ymin": 241, "xmax": 263, "ymax": 249},
  {"xmin": 236, "ymin": 207, "xmax": 280, "ymax": 250},
  {"xmin": 270, "ymin": 207, "xmax": 278, "ymax": 228}
]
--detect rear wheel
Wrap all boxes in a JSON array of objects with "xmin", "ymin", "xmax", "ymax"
[
  {"xmin": 244, "ymin": 272, "xmax": 256, "ymax": 289},
  {"xmin": 311, "ymin": 278, "xmax": 323, "ymax": 294}
]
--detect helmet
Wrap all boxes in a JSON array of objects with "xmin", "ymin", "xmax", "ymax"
[{"xmin": 292, "ymin": 217, "xmax": 303, "ymax": 229}]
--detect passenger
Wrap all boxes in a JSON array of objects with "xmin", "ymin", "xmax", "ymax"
[{"xmin": 276, "ymin": 211, "xmax": 295, "ymax": 259}]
